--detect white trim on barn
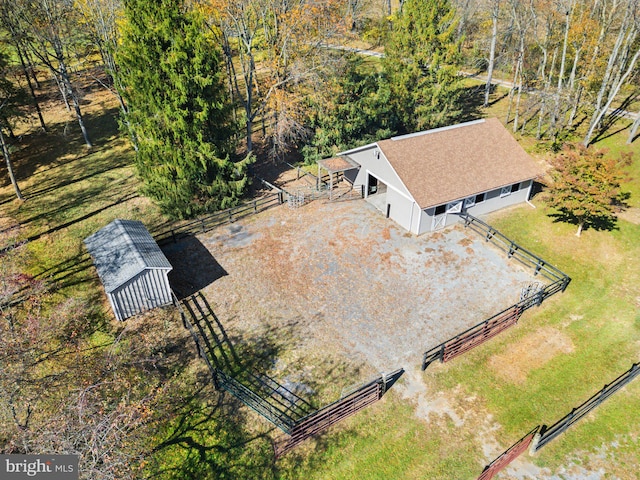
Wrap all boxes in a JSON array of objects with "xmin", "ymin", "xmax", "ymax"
[
  {"xmin": 336, "ymin": 118, "xmax": 543, "ymax": 235},
  {"xmin": 84, "ymin": 219, "xmax": 173, "ymax": 321}
]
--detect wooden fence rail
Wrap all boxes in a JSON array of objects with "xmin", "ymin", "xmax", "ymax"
[
  {"xmin": 155, "ymin": 193, "xmax": 283, "ymax": 246},
  {"xmin": 531, "ymin": 362, "xmax": 640, "ymax": 452}
]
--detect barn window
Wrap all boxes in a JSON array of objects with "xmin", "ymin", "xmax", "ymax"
[
  {"xmin": 511, "ymin": 182, "xmax": 521, "ymax": 193},
  {"xmin": 500, "ymin": 186, "xmax": 511, "ymax": 197},
  {"xmin": 475, "ymin": 193, "xmax": 486, "ymax": 203},
  {"xmin": 434, "ymin": 204, "xmax": 446, "ymax": 215}
]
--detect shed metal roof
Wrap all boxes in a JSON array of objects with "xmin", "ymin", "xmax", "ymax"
[{"xmin": 84, "ymin": 219, "xmax": 172, "ymax": 293}]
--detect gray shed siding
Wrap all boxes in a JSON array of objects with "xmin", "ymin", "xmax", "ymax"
[
  {"xmin": 84, "ymin": 219, "xmax": 173, "ymax": 321},
  {"xmin": 108, "ymin": 268, "xmax": 172, "ymax": 321}
]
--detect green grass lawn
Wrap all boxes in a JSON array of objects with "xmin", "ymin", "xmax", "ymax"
[
  {"xmin": 281, "ymin": 93, "xmax": 640, "ymax": 479},
  {"xmin": 2, "ymin": 72, "xmax": 640, "ymax": 479}
]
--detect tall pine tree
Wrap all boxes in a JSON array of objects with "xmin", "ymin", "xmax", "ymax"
[
  {"xmin": 302, "ymin": 57, "xmax": 397, "ymax": 164},
  {"xmin": 116, "ymin": 0, "xmax": 251, "ymax": 219},
  {"xmin": 383, "ymin": 0, "xmax": 463, "ymax": 132}
]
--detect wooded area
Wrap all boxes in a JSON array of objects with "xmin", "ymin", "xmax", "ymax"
[{"xmin": 0, "ymin": 0, "xmax": 638, "ymax": 214}]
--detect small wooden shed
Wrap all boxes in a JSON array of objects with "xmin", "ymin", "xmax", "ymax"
[{"xmin": 84, "ymin": 219, "xmax": 173, "ymax": 321}]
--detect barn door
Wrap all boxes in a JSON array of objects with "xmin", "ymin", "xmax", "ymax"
[
  {"xmin": 463, "ymin": 196, "xmax": 476, "ymax": 210},
  {"xmin": 431, "ymin": 201, "xmax": 463, "ymax": 231}
]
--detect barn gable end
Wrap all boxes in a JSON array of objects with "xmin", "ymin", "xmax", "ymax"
[{"xmin": 337, "ymin": 118, "xmax": 543, "ymax": 234}]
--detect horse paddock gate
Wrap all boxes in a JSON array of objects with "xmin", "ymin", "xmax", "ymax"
[
  {"xmin": 477, "ymin": 427, "xmax": 539, "ymax": 480},
  {"xmin": 274, "ymin": 368, "xmax": 404, "ymax": 457}
]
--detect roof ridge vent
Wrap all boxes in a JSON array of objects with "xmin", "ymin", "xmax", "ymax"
[{"xmin": 390, "ymin": 119, "xmax": 486, "ymax": 141}]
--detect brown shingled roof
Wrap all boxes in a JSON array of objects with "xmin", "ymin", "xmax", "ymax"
[{"xmin": 376, "ymin": 118, "xmax": 543, "ymax": 209}]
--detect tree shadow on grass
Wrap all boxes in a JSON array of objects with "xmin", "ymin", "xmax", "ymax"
[
  {"xmin": 455, "ymin": 84, "xmax": 487, "ymax": 124},
  {"xmin": 21, "ymin": 151, "xmax": 130, "ymax": 200},
  {"xmin": 547, "ymin": 211, "xmax": 620, "ymax": 233},
  {"xmin": 4, "ymin": 105, "xmax": 124, "ymax": 189},
  {"xmin": 589, "ymin": 92, "xmax": 639, "ymax": 145},
  {"xmin": 456, "ymin": 83, "xmax": 509, "ymax": 124},
  {"xmin": 149, "ymin": 379, "xmax": 279, "ymax": 480}
]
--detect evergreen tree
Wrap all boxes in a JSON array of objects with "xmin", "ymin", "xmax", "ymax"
[
  {"xmin": 116, "ymin": 0, "xmax": 251, "ymax": 219},
  {"xmin": 547, "ymin": 144, "xmax": 631, "ymax": 237},
  {"xmin": 303, "ymin": 58, "xmax": 397, "ymax": 163},
  {"xmin": 383, "ymin": 0, "xmax": 463, "ymax": 132}
]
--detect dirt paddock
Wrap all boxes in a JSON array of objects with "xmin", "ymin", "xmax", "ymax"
[{"xmin": 164, "ymin": 198, "xmax": 538, "ymax": 382}]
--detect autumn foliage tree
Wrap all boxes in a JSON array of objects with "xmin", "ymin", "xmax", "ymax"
[{"xmin": 547, "ymin": 144, "xmax": 631, "ymax": 236}]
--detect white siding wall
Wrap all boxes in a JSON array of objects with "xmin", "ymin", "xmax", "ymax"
[
  {"xmin": 345, "ymin": 145, "xmax": 418, "ymax": 232},
  {"xmin": 385, "ymin": 188, "xmax": 415, "ymax": 232},
  {"xmin": 109, "ymin": 268, "xmax": 172, "ymax": 321},
  {"xmin": 418, "ymin": 180, "xmax": 534, "ymax": 232},
  {"xmin": 343, "ymin": 144, "xmax": 536, "ymax": 235},
  {"xmin": 347, "ymin": 146, "xmax": 412, "ymax": 198}
]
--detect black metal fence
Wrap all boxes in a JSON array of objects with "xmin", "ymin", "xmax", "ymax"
[
  {"xmin": 531, "ymin": 362, "xmax": 640, "ymax": 452},
  {"xmin": 421, "ymin": 214, "xmax": 571, "ymax": 371},
  {"xmin": 175, "ymin": 292, "xmax": 314, "ymax": 433},
  {"xmin": 477, "ymin": 362, "xmax": 640, "ymax": 478},
  {"xmin": 274, "ymin": 368, "xmax": 404, "ymax": 457},
  {"xmin": 175, "ymin": 290, "xmax": 404, "ymax": 451},
  {"xmin": 155, "ymin": 193, "xmax": 283, "ymax": 246},
  {"xmin": 459, "ymin": 213, "xmax": 569, "ymax": 284}
]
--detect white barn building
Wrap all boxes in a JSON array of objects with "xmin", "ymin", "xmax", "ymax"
[
  {"xmin": 334, "ymin": 118, "xmax": 543, "ymax": 234},
  {"xmin": 84, "ymin": 219, "xmax": 173, "ymax": 321}
]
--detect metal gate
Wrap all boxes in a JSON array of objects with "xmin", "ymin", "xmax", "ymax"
[
  {"xmin": 274, "ymin": 369, "xmax": 404, "ymax": 457},
  {"xmin": 422, "ymin": 304, "xmax": 523, "ymax": 370},
  {"xmin": 478, "ymin": 427, "xmax": 538, "ymax": 480}
]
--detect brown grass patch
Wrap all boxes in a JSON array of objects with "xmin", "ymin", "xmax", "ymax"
[
  {"xmin": 458, "ymin": 237, "xmax": 473, "ymax": 247},
  {"xmin": 487, "ymin": 327, "xmax": 575, "ymax": 384}
]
